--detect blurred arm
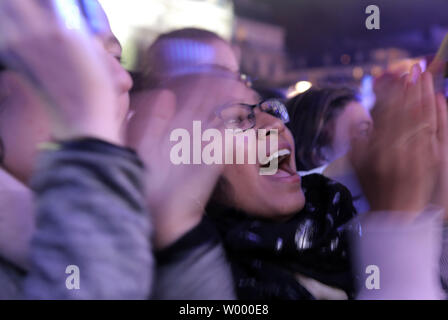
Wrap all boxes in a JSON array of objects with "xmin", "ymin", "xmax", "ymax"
[
  {"xmin": 352, "ymin": 207, "xmax": 445, "ymax": 300},
  {"xmin": 23, "ymin": 139, "xmax": 153, "ymax": 299},
  {"xmin": 153, "ymin": 216, "xmax": 236, "ymax": 300}
]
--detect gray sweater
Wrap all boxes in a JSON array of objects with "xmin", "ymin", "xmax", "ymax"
[
  {"xmin": 0, "ymin": 139, "xmax": 153, "ymax": 299},
  {"xmin": 152, "ymin": 217, "xmax": 236, "ymax": 300}
]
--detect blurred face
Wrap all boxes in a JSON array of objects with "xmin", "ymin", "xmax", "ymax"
[
  {"xmin": 0, "ymin": 0, "xmax": 132, "ymax": 184},
  {"xmin": 221, "ymin": 115, "xmax": 305, "ymax": 221},
  {"xmin": 219, "ymin": 89, "xmax": 305, "ymax": 221},
  {"xmin": 329, "ymin": 101, "xmax": 373, "ymax": 162},
  {"xmin": 87, "ymin": 0, "xmax": 133, "ymax": 118}
]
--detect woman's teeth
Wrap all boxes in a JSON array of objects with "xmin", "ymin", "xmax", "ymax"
[{"xmin": 260, "ymin": 149, "xmax": 291, "ymax": 166}]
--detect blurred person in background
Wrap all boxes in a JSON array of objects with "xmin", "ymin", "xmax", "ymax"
[
  {"xmin": 135, "ymin": 28, "xmax": 239, "ymax": 90},
  {"xmin": 286, "ymin": 76, "xmax": 448, "ymax": 295},
  {"xmin": 0, "ymin": 0, "xmax": 132, "ymax": 185},
  {"xmin": 0, "ymin": 0, "xmax": 151, "ymax": 299},
  {"xmin": 127, "ymin": 28, "xmax": 243, "ymax": 145},
  {"xmin": 286, "ymin": 88, "xmax": 372, "ymax": 174},
  {"xmin": 0, "ymin": 0, "xmax": 134, "ymax": 272},
  {"xmin": 286, "ymin": 88, "xmax": 372, "ymax": 213}
]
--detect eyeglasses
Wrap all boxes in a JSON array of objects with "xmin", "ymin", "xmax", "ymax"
[{"xmin": 216, "ymin": 99, "xmax": 290, "ymax": 132}]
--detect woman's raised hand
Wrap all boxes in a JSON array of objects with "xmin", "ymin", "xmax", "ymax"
[
  {"xmin": 351, "ymin": 66, "xmax": 446, "ymax": 221},
  {"xmin": 0, "ymin": 0, "xmax": 121, "ymax": 144},
  {"xmin": 127, "ymin": 75, "xmax": 237, "ymax": 249}
]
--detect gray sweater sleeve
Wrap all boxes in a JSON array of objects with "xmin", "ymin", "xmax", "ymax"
[
  {"xmin": 152, "ymin": 217, "xmax": 236, "ymax": 300},
  {"xmin": 0, "ymin": 257, "xmax": 26, "ymax": 299},
  {"xmin": 23, "ymin": 139, "xmax": 153, "ymax": 299}
]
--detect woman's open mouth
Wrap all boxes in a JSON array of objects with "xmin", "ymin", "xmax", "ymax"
[{"xmin": 260, "ymin": 148, "xmax": 301, "ymax": 183}]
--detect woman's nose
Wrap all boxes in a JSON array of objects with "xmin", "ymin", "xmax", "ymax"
[{"xmin": 255, "ymin": 111, "xmax": 286, "ymax": 135}]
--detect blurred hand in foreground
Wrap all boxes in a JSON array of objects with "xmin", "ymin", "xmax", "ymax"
[
  {"xmin": 128, "ymin": 75, "xmax": 246, "ymax": 249},
  {"xmin": 351, "ymin": 66, "xmax": 447, "ymax": 221},
  {"xmin": 0, "ymin": 0, "xmax": 121, "ymax": 144}
]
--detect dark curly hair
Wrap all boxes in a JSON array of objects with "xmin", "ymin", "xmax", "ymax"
[{"xmin": 286, "ymin": 87, "xmax": 359, "ymax": 171}]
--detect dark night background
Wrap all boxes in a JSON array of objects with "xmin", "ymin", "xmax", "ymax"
[{"xmin": 234, "ymin": 0, "xmax": 448, "ymax": 67}]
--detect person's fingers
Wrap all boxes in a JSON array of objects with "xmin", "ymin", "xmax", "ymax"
[
  {"xmin": 12, "ymin": 0, "xmax": 45, "ymax": 26},
  {"xmin": 436, "ymin": 93, "xmax": 448, "ymax": 144},
  {"xmin": 0, "ymin": 0, "xmax": 82, "ymax": 53},
  {"xmin": 349, "ymin": 134, "xmax": 370, "ymax": 173},
  {"xmin": 374, "ymin": 72, "xmax": 406, "ymax": 105},
  {"xmin": 404, "ymin": 85, "xmax": 440, "ymax": 184},
  {"xmin": 0, "ymin": 5, "xmax": 22, "ymax": 50},
  {"xmin": 167, "ymin": 77, "xmax": 217, "ymax": 134},
  {"xmin": 408, "ymin": 72, "xmax": 439, "ymax": 167},
  {"xmin": 373, "ymin": 75, "xmax": 407, "ymax": 140},
  {"xmin": 403, "ymin": 71, "xmax": 423, "ymax": 129},
  {"xmin": 20, "ymin": 0, "xmax": 71, "ymax": 32},
  {"xmin": 0, "ymin": 0, "xmax": 72, "ymax": 67},
  {"xmin": 373, "ymin": 72, "xmax": 396, "ymax": 94},
  {"xmin": 435, "ymin": 93, "xmax": 448, "ymax": 168},
  {"xmin": 190, "ymin": 78, "xmax": 230, "ymax": 118},
  {"xmin": 402, "ymin": 66, "xmax": 422, "ymax": 131},
  {"xmin": 170, "ymin": 75, "xmax": 234, "ymax": 131},
  {"xmin": 406, "ymin": 63, "xmax": 422, "ymax": 85},
  {"xmin": 373, "ymin": 73, "xmax": 397, "ymax": 108},
  {"xmin": 144, "ymin": 90, "xmax": 177, "ymax": 140},
  {"xmin": 0, "ymin": 0, "xmax": 48, "ymax": 34},
  {"xmin": 129, "ymin": 89, "xmax": 177, "ymax": 152},
  {"xmin": 176, "ymin": 76, "xmax": 214, "ymax": 114},
  {"xmin": 411, "ymin": 130, "xmax": 438, "ymax": 197},
  {"xmin": 420, "ymin": 71, "xmax": 438, "ymax": 134}
]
